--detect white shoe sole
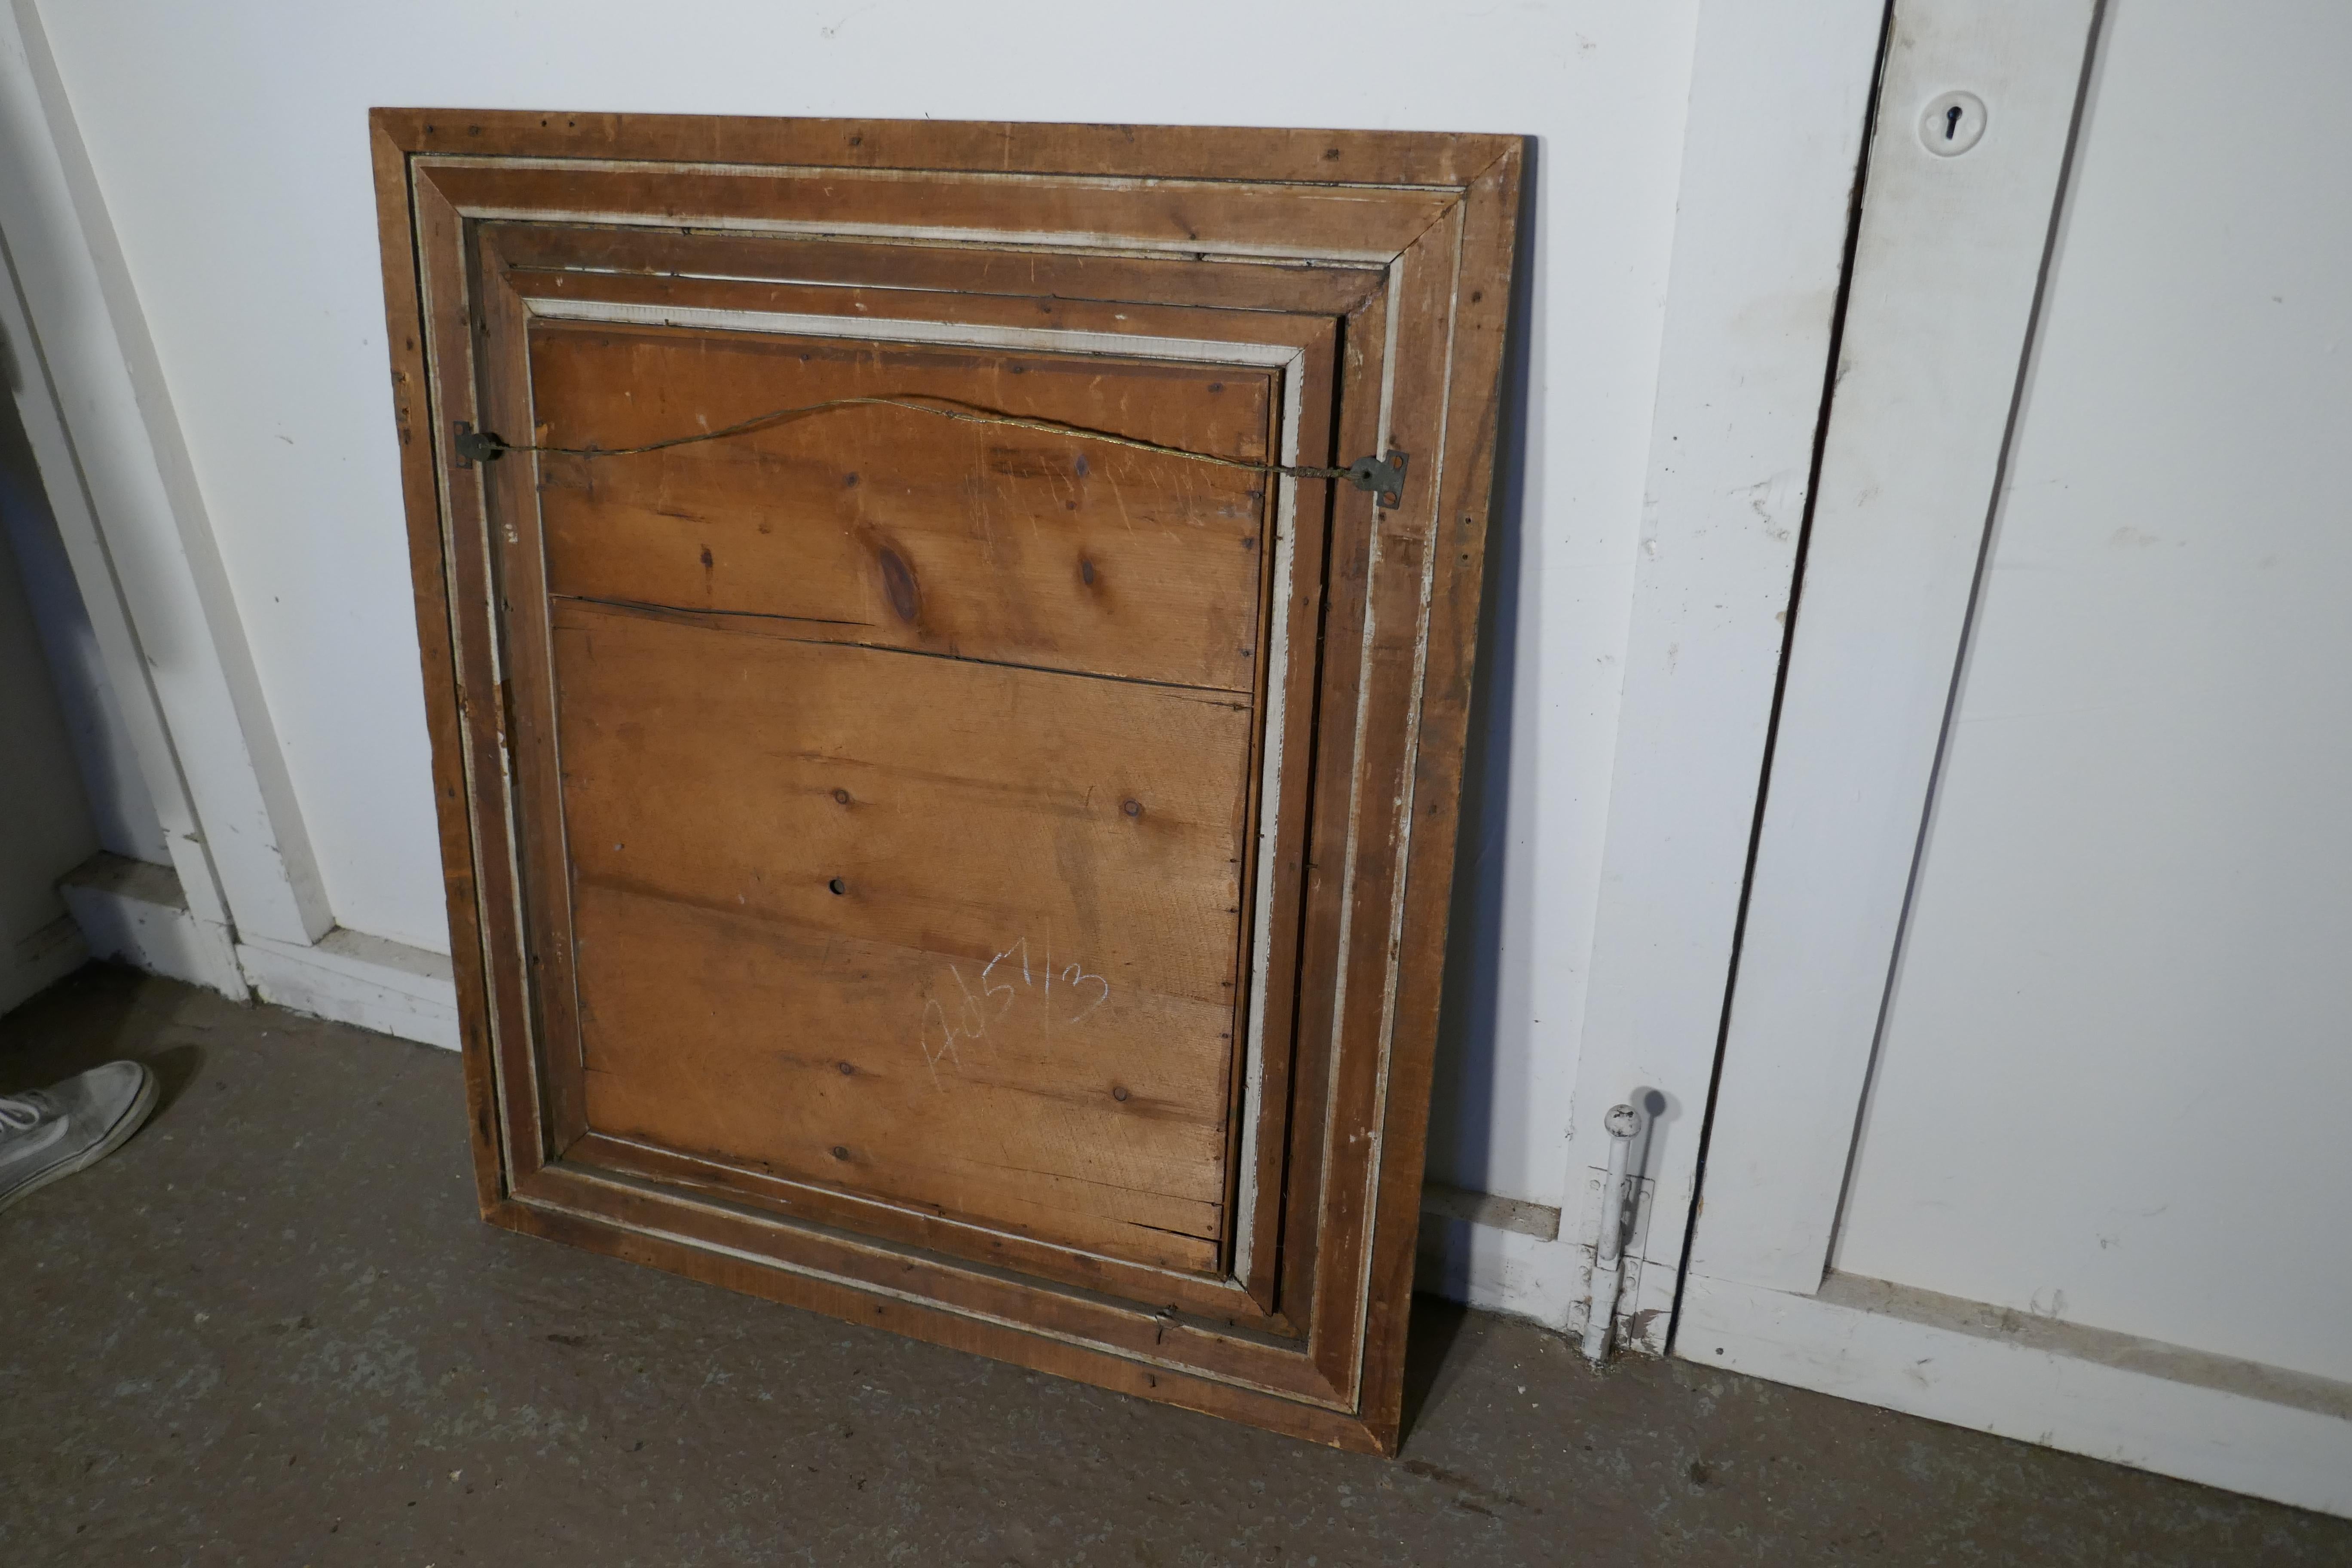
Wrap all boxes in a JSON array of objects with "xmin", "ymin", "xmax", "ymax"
[{"xmin": 0, "ymin": 1063, "xmax": 159, "ymax": 1216}]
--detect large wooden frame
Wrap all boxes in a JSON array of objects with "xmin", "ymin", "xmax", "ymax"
[{"xmin": 371, "ymin": 110, "xmax": 1521, "ymax": 1452}]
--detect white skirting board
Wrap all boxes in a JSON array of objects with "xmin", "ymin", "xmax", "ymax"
[
  {"xmin": 59, "ymin": 851, "xmax": 240, "ymax": 995},
  {"xmin": 235, "ymin": 928, "xmax": 457, "ymax": 1051},
  {"xmin": 55, "ymin": 851, "xmax": 458, "ymax": 1050},
  {"xmin": 1678, "ymin": 1271, "xmax": 2352, "ymax": 1518},
  {"xmin": 1412, "ymin": 1204, "xmax": 1675, "ymax": 1354}
]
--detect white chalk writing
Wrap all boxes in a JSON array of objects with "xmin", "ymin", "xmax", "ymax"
[{"xmin": 916, "ymin": 934, "xmax": 1109, "ymax": 1088}]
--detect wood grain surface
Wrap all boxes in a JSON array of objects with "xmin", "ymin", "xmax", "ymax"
[
  {"xmin": 551, "ymin": 601, "xmax": 1256, "ymax": 1270},
  {"xmin": 530, "ymin": 324, "xmax": 1277, "ymax": 692}
]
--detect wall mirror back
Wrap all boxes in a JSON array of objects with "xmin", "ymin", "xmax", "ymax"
[{"xmin": 369, "ymin": 109, "xmax": 1522, "ymax": 1452}]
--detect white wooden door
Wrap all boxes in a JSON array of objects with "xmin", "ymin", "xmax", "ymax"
[
  {"xmin": 1831, "ymin": 0, "xmax": 2352, "ymax": 1381},
  {"xmin": 1680, "ymin": 0, "xmax": 2352, "ymax": 1516}
]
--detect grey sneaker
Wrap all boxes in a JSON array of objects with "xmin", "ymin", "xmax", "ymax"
[{"xmin": 0, "ymin": 1061, "xmax": 159, "ymax": 1214}]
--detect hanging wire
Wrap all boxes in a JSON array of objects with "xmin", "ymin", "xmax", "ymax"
[{"xmin": 455, "ymin": 393, "xmax": 1402, "ymax": 495}]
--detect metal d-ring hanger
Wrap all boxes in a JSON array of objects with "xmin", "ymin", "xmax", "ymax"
[{"xmin": 450, "ymin": 394, "xmax": 1409, "ymax": 508}]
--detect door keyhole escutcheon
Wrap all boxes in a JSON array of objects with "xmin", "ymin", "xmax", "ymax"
[{"xmin": 1921, "ymin": 90, "xmax": 1988, "ymax": 157}]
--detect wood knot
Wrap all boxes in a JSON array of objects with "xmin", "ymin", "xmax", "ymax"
[{"xmin": 876, "ymin": 546, "xmax": 920, "ymax": 623}]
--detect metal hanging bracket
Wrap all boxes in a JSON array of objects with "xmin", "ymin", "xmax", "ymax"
[
  {"xmin": 451, "ymin": 422, "xmax": 507, "ymax": 468},
  {"xmin": 1343, "ymin": 449, "xmax": 1409, "ymax": 509}
]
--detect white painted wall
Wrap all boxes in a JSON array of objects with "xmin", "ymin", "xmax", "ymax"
[
  {"xmin": 0, "ymin": 355, "xmax": 165, "ymax": 869},
  {"xmin": 1532, "ymin": 0, "xmax": 1884, "ymax": 1343},
  {"xmin": 26, "ymin": 0, "xmax": 1709, "ymax": 1225},
  {"xmin": 2, "ymin": 3, "xmax": 331, "ymax": 960},
  {"xmin": 1834, "ymin": 0, "xmax": 2352, "ymax": 1383},
  {"xmin": 0, "ymin": 399, "xmax": 97, "ymax": 1011}
]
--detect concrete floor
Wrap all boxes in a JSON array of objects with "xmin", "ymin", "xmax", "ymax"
[{"xmin": 2, "ymin": 965, "xmax": 2345, "ymax": 1566}]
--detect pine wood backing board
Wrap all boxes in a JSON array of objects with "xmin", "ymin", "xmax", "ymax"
[
  {"xmin": 554, "ymin": 600, "xmax": 1254, "ymax": 1272},
  {"xmin": 529, "ymin": 324, "xmax": 1279, "ymax": 690},
  {"xmin": 372, "ymin": 110, "xmax": 1525, "ymax": 1453}
]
